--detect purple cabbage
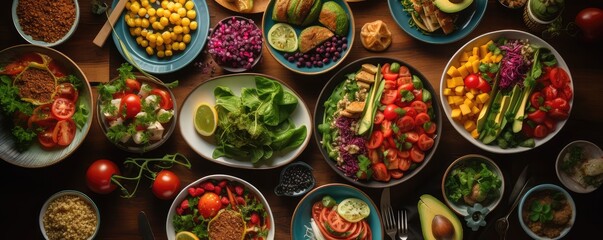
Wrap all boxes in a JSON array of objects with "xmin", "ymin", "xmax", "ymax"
[
  {"xmin": 499, "ymin": 41, "xmax": 529, "ymax": 89},
  {"xmin": 335, "ymin": 117, "xmax": 367, "ymax": 178}
]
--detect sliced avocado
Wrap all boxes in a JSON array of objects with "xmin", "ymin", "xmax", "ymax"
[
  {"xmin": 298, "ymin": 26, "xmax": 334, "ymax": 53},
  {"xmin": 357, "ymin": 65, "xmax": 383, "ymax": 135},
  {"xmin": 482, "ymin": 95, "xmax": 511, "ymax": 144},
  {"xmin": 318, "ymin": 1, "xmax": 349, "ymax": 36},
  {"xmin": 301, "ymin": 0, "xmax": 322, "ymax": 26},
  {"xmin": 434, "ymin": 0, "xmax": 474, "ymax": 14},
  {"xmin": 287, "ymin": 0, "xmax": 302, "ymax": 25},
  {"xmin": 418, "ymin": 194, "xmax": 463, "ymax": 240},
  {"xmin": 272, "ymin": 0, "xmax": 290, "ymax": 22}
]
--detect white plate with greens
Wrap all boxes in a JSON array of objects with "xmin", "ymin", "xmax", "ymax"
[{"xmin": 179, "ymin": 73, "xmax": 312, "ymax": 169}]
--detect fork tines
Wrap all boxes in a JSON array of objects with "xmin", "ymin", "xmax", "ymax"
[{"xmin": 398, "ymin": 209, "xmax": 408, "ymax": 239}]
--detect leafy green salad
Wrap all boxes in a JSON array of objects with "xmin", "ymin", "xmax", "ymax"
[{"xmin": 445, "ymin": 161, "xmax": 502, "ymax": 205}]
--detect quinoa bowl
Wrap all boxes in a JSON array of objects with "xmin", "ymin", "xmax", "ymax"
[
  {"xmin": 39, "ymin": 190, "xmax": 100, "ymax": 240},
  {"xmin": 12, "ymin": 0, "xmax": 80, "ymax": 47}
]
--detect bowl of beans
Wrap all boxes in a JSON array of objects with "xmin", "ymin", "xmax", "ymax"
[
  {"xmin": 39, "ymin": 190, "xmax": 100, "ymax": 240},
  {"xmin": 274, "ymin": 161, "xmax": 316, "ymax": 197},
  {"xmin": 208, "ymin": 16, "xmax": 263, "ymax": 72},
  {"xmin": 12, "ymin": 0, "xmax": 80, "ymax": 47}
]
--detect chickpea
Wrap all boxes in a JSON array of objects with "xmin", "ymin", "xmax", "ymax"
[
  {"xmin": 189, "ymin": 21, "xmax": 197, "ymax": 30},
  {"xmin": 156, "ymin": 8, "xmax": 164, "ymax": 17},
  {"xmin": 146, "ymin": 46, "xmax": 154, "ymax": 55},
  {"xmin": 170, "ymin": 13, "xmax": 181, "ymax": 24},
  {"xmin": 147, "ymin": 8, "xmax": 156, "ymax": 17},
  {"xmin": 157, "ymin": 44, "xmax": 165, "ymax": 51},
  {"xmin": 150, "ymin": 0, "xmax": 156, "ymax": 3},
  {"xmin": 173, "ymin": 25, "xmax": 183, "ymax": 34},
  {"xmin": 134, "ymin": 18, "xmax": 142, "ymax": 27},
  {"xmin": 182, "ymin": 26, "xmax": 190, "ymax": 34},
  {"xmin": 171, "ymin": 42, "xmax": 180, "ymax": 51},
  {"xmin": 179, "ymin": 42, "xmax": 186, "ymax": 50},
  {"xmin": 180, "ymin": 17, "xmax": 190, "ymax": 27},
  {"xmin": 157, "ymin": 50, "xmax": 165, "ymax": 58},
  {"xmin": 177, "ymin": 8, "xmax": 187, "ymax": 18},
  {"xmin": 165, "ymin": 50, "xmax": 173, "ymax": 57},
  {"xmin": 184, "ymin": 1, "xmax": 194, "ymax": 10},
  {"xmin": 138, "ymin": 8, "xmax": 147, "ymax": 17},
  {"xmin": 136, "ymin": 36, "xmax": 143, "ymax": 44},
  {"xmin": 141, "ymin": 40, "xmax": 149, "ymax": 47},
  {"xmin": 183, "ymin": 34, "xmax": 191, "ymax": 43},
  {"xmin": 147, "ymin": 34, "xmax": 157, "ymax": 43},
  {"xmin": 134, "ymin": 27, "xmax": 142, "ymax": 36},
  {"xmin": 167, "ymin": 2, "xmax": 175, "ymax": 11},
  {"xmin": 141, "ymin": 19, "xmax": 150, "ymax": 28},
  {"xmin": 125, "ymin": 1, "xmax": 131, "ymax": 10},
  {"xmin": 127, "ymin": 18, "xmax": 136, "ymax": 27},
  {"xmin": 130, "ymin": 2, "xmax": 140, "ymax": 14},
  {"xmin": 141, "ymin": 0, "xmax": 149, "ymax": 8},
  {"xmin": 141, "ymin": 29, "xmax": 149, "ymax": 37},
  {"xmin": 178, "ymin": 0, "xmax": 186, "ymax": 5},
  {"xmin": 161, "ymin": 31, "xmax": 171, "ymax": 41},
  {"xmin": 161, "ymin": 0, "xmax": 168, "ymax": 9},
  {"xmin": 156, "ymin": 35, "xmax": 164, "ymax": 46},
  {"xmin": 159, "ymin": 17, "xmax": 169, "ymax": 26},
  {"xmin": 170, "ymin": 32, "xmax": 178, "ymax": 41},
  {"xmin": 176, "ymin": 34, "xmax": 183, "ymax": 42},
  {"xmin": 149, "ymin": 16, "xmax": 157, "ymax": 23},
  {"xmin": 186, "ymin": 10, "xmax": 196, "ymax": 19}
]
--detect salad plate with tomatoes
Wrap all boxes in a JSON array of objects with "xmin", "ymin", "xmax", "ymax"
[
  {"xmin": 440, "ymin": 30, "xmax": 573, "ymax": 153},
  {"xmin": 97, "ymin": 63, "xmax": 177, "ymax": 153},
  {"xmin": 291, "ymin": 183, "xmax": 383, "ymax": 240},
  {"xmin": 315, "ymin": 57, "xmax": 441, "ymax": 188},
  {"xmin": 0, "ymin": 44, "xmax": 93, "ymax": 168}
]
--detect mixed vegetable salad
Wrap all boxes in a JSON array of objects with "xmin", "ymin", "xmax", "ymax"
[
  {"xmin": 307, "ymin": 195, "xmax": 372, "ymax": 240},
  {"xmin": 98, "ymin": 64, "xmax": 175, "ymax": 149},
  {"xmin": 319, "ymin": 61, "xmax": 438, "ymax": 183},
  {"xmin": 172, "ymin": 178, "xmax": 270, "ymax": 239},
  {"xmin": 444, "ymin": 160, "xmax": 502, "ymax": 206},
  {"xmin": 0, "ymin": 52, "xmax": 88, "ymax": 151},
  {"xmin": 443, "ymin": 37, "xmax": 572, "ymax": 149}
]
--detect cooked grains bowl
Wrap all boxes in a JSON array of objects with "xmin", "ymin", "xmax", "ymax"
[{"xmin": 39, "ymin": 190, "xmax": 99, "ymax": 240}]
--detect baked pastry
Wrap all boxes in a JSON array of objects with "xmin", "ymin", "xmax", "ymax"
[
  {"xmin": 360, "ymin": 20, "xmax": 392, "ymax": 52},
  {"xmin": 298, "ymin": 26, "xmax": 334, "ymax": 53}
]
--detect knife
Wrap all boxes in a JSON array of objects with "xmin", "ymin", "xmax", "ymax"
[
  {"xmin": 380, "ymin": 187, "xmax": 391, "ymax": 213},
  {"xmin": 138, "ymin": 211, "xmax": 155, "ymax": 240},
  {"xmin": 506, "ymin": 164, "xmax": 530, "ymax": 207}
]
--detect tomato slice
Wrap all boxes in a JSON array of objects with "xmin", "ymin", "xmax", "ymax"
[
  {"xmin": 368, "ymin": 150, "xmax": 381, "ymax": 165},
  {"xmin": 418, "ymin": 134, "xmax": 435, "ymax": 151},
  {"xmin": 28, "ymin": 104, "xmax": 57, "ymax": 129},
  {"xmin": 51, "ymin": 98, "xmax": 76, "ymax": 120},
  {"xmin": 533, "ymin": 124, "xmax": 549, "ymax": 139},
  {"xmin": 385, "ymin": 148, "xmax": 399, "ymax": 170},
  {"xmin": 381, "ymin": 89, "xmax": 398, "ymax": 105},
  {"xmin": 150, "ymin": 89, "xmax": 173, "ymax": 110},
  {"xmin": 414, "ymin": 112, "xmax": 431, "ymax": 126},
  {"xmin": 326, "ymin": 210, "xmax": 352, "ymax": 233},
  {"xmin": 412, "ymin": 89, "xmax": 423, "ymax": 102},
  {"xmin": 390, "ymin": 169, "xmax": 404, "ymax": 179},
  {"xmin": 1, "ymin": 62, "xmax": 26, "ymax": 75},
  {"xmin": 530, "ymin": 92, "xmax": 544, "ymax": 109},
  {"xmin": 367, "ymin": 131, "xmax": 383, "ymax": 149},
  {"xmin": 372, "ymin": 162, "xmax": 390, "ymax": 182},
  {"xmin": 405, "ymin": 132, "xmax": 419, "ymax": 143},
  {"xmin": 549, "ymin": 67, "xmax": 570, "ymax": 89},
  {"xmin": 52, "ymin": 119, "xmax": 76, "ymax": 146},
  {"xmin": 126, "ymin": 78, "xmax": 141, "ymax": 93},
  {"xmin": 411, "ymin": 101, "xmax": 428, "ymax": 113},
  {"xmin": 381, "ymin": 120, "xmax": 393, "ymax": 138},
  {"xmin": 543, "ymin": 85, "xmax": 558, "ymax": 100},
  {"xmin": 558, "ymin": 85, "xmax": 573, "ymax": 100},
  {"xmin": 527, "ymin": 109, "xmax": 546, "ymax": 123},
  {"xmin": 398, "ymin": 158, "xmax": 411, "ymax": 171},
  {"xmin": 397, "ymin": 76, "xmax": 412, "ymax": 86},
  {"xmin": 396, "ymin": 116, "xmax": 415, "ymax": 133},
  {"xmin": 384, "ymin": 80, "xmax": 397, "ymax": 90},
  {"xmin": 55, "ymin": 83, "xmax": 79, "ymax": 102},
  {"xmin": 410, "ymin": 146, "xmax": 425, "ymax": 163},
  {"xmin": 424, "ymin": 121, "xmax": 437, "ymax": 135},
  {"xmin": 477, "ymin": 77, "xmax": 491, "ymax": 93},
  {"xmin": 548, "ymin": 108, "xmax": 569, "ymax": 120},
  {"xmin": 312, "ymin": 202, "xmax": 325, "ymax": 220},
  {"xmin": 373, "ymin": 112, "xmax": 384, "ymax": 124},
  {"xmin": 402, "ymin": 107, "xmax": 417, "ymax": 118},
  {"xmin": 38, "ymin": 128, "xmax": 57, "ymax": 148}
]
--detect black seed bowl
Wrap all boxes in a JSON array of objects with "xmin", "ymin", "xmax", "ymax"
[{"xmin": 274, "ymin": 161, "xmax": 316, "ymax": 197}]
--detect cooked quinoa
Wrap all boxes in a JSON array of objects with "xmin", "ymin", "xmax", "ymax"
[{"xmin": 42, "ymin": 195, "xmax": 97, "ymax": 240}]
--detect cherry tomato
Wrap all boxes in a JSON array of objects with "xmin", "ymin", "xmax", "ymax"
[
  {"xmin": 396, "ymin": 115, "xmax": 415, "ymax": 133},
  {"xmin": 384, "ymin": 80, "xmax": 397, "ymax": 90},
  {"xmin": 1, "ymin": 62, "xmax": 26, "ymax": 75},
  {"xmin": 527, "ymin": 109, "xmax": 546, "ymax": 123},
  {"xmin": 121, "ymin": 94, "xmax": 142, "ymax": 119},
  {"xmin": 549, "ymin": 108, "xmax": 569, "ymax": 120},
  {"xmin": 198, "ymin": 192, "xmax": 223, "ymax": 218},
  {"xmin": 398, "ymin": 158, "xmax": 411, "ymax": 171},
  {"xmin": 418, "ymin": 134, "xmax": 434, "ymax": 151},
  {"xmin": 549, "ymin": 67, "xmax": 570, "ymax": 89},
  {"xmin": 368, "ymin": 150, "xmax": 380, "ymax": 164},
  {"xmin": 390, "ymin": 170, "xmax": 404, "ymax": 179},
  {"xmin": 150, "ymin": 89, "xmax": 173, "ymax": 110},
  {"xmin": 381, "ymin": 89, "xmax": 398, "ymax": 105},
  {"xmin": 372, "ymin": 162, "xmax": 390, "ymax": 182},
  {"xmin": 530, "ymin": 92, "xmax": 544, "ymax": 109},
  {"xmin": 367, "ymin": 131, "xmax": 383, "ymax": 149},
  {"xmin": 312, "ymin": 202, "xmax": 324, "ymax": 220},
  {"xmin": 547, "ymin": 98, "xmax": 570, "ymax": 111},
  {"xmin": 397, "ymin": 150, "xmax": 410, "ymax": 159},
  {"xmin": 544, "ymin": 118, "xmax": 557, "ymax": 132},
  {"xmin": 410, "ymin": 146, "xmax": 425, "ymax": 163},
  {"xmin": 558, "ymin": 85, "xmax": 573, "ymax": 101},
  {"xmin": 152, "ymin": 170, "xmax": 181, "ymax": 200},
  {"xmin": 533, "ymin": 124, "xmax": 549, "ymax": 138},
  {"xmin": 397, "ymin": 76, "xmax": 412, "ymax": 86},
  {"xmin": 575, "ymin": 7, "xmax": 603, "ymax": 43},
  {"xmin": 412, "ymin": 89, "xmax": 423, "ymax": 101},
  {"xmin": 477, "ymin": 77, "xmax": 491, "ymax": 93},
  {"xmin": 522, "ymin": 122, "xmax": 535, "ymax": 138},
  {"xmin": 38, "ymin": 129, "xmax": 56, "ymax": 148},
  {"xmin": 383, "ymin": 73, "xmax": 398, "ymax": 81},
  {"xmin": 381, "ymin": 120, "xmax": 393, "ymax": 138},
  {"xmin": 125, "ymin": 78, "xmax": 141, "ymax": 93},
  {"xmin": 405, "ymin": 132, "xmax": 419, "ymax": 143},
  {"xmin": 543, "ymin": 85, "xmax": 558, "ymax": 100},
  {"xmin": 383, "ymin": 104, "xmax": 400, "ymax": 120},
  {"xmin": 385, "ymin": 148, "xmax": 399, "ymax": 170},
  {"xmin": 402, "ymin": 107, "xmax": 417, "ymax": 119},
  {"xmin": 464, "ymin": 73, "xmax": 480, "ymax": 89},
  {"xmin": 52, "ymin": 119, "xmax": 75, "ymax": 146},
  {"xmin": 51, "ymin": 98, "xmax": 76, "ymax": 120},
  {"xmin": 424, "ymin": 121, "xmax": 437, "ymax": 135},
  {"xmin": 86, "ymin": 159, "xmax": 120, "ymax": 194},
  {"xmin": 411, "ymin": 101, "xmax": 428, "ymax": 113},
  {"xmin": 415, "ymin": 112, "xmax": 431, "ymax": 126},
  {"xmin": 28, "ymin": 104, "xmax": 56, "ymax": 129},
  {"xmin": 374, "ymin": 112, "xmax": 384, "ymax": 124},
  {"xmin": 55, "ymin": 83, "xmax": 78, "ymax": 102}
]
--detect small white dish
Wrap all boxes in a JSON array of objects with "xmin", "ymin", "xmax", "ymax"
[
  {"xmin": 12, "ymin": 0, "xmax": 80, "ymax": 47},
  {"xmin": 556, "ymin": 140, "xmax": 603, "ymax": 193},
  {"xmin": 39, "ymin": 190, "xmax": 100, "ymax": 240}
]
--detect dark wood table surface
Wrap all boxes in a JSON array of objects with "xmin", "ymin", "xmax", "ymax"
[{"xmin": 1, "ymin": 0, "xmax": 602, "ymax": 239}]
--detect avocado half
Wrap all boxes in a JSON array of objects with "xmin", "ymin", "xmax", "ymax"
[
  {"xmin": 318, "ymin": 1, "xmax": 348, "ymax": 36},
  {"xmin": 417, "ymin": 194, "xmax": 463, "ymax": 240},
  {"xmin": 434, "ymin": 0, "xmax": 474, "ymax": 13}
]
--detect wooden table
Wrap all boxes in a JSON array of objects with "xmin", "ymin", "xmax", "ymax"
[{"xmin": 1, "ymin": 0, "xmax": 602, "ymax": 239}]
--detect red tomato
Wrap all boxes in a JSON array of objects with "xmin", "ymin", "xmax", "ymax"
[
  {"xmin": 38, "ymin": 129, "xmax": 56, "ymax": 148},
  {"xmin": 398, "ymin": 158, "xmax": 411, "ymax": 171},
  {"xmin": 410, "ymin": 147, "xmax": 425, "ymax": 163},
  {"xmin": 121, "ymin": 94, "xmax": 142, "ymax": 119},
  {"xmin": 402, "ymin": 107, "xmax": 417, "ymax": 118},
  {"xmin": 150, "ymin": 89, "xmax": 173, "ymax": 110},
  {"xmin": 386, "ymin": 136, "xmax": 396, "ymax": 148},
  {"xmin": 381, "ymin": 89, "xmax": 398, "ymax": 105},
  {"xmin": 372, "ymin": 163, "xmax": 391, "ymax": 182},
  {"xmin": 534, "ymin": 124, "xmax": 549, "ymax": 138},
  {"xmin": 558, "ymin": 85, "xmax": 573, "ymax": 100},
  {"xmin": 374, "ymin": 112, "xmax": 384, "ymax": 124},
  {"xmin": 477, "ymin": 77, "xmax": 491, "ymax": 93},
  {"xmin": 48, "ymin": 60, "xmax": 66, "ymax": 78},
  {"xmin": 530, "ymin": 92, "xmax": 544, "ymax": 109},
  {"xmin": 381, "ymin": 63, "xmax": 391, "ymax": 74},
  {"xmin": 548, "ymin": 98, "xmax": 570, "ymax": 111},
  {"xmin": 397, "ymin": 150, "xmax": 410, "ymax": 159},
  {"xmin": 383, "ymin": 104, "xmax": 400, "ymax": 120},
  {"xmin": 464, "ymin": 73, "xmax": 480, "ymax": 89},
  {"xmin": 312, "ymin": 202, "xmax": 324, "ymax": 220},
  {"xmin": 1, "ymin": 62, "xmax": 26, "ymax": 75},
  {"xmin": 575, "ymin": 7, "xmax": 603, "ymax": 43},
  {"xmin": 368, "ymin": 150, "xmax": 380, "ymax": 164},
  {"xmin": 383, "ymin": 73, "xmax": 399, "ymax": 81},
  {"xmin": 20, "ymin": 53, "xmax": 44, "ymax": 64},
  {"xmin": 522, "ymin": 122, "xmax": 535, "ymax": 138},
  {"xmin": 51, "ymin": 98, "xmax": 76, "ymax": 120},
  {"xmin": 424, "ymin": 121, "xmax": 437, "ymax": 135},
  {"xmin": 405, "ymin": 132, "xmax": 419, "ymax": 143},
  {"xmin": 543, "ymin": 85, "xmax": 558, "ymax": 100},
  {"xmin": 527, "ymin": 109, "xmax": 546, "ymax": 123},
  {"xmin": 544, "ymin": 118, "xmax": 557, "ymax": 132},
  {"xmin": 152, "ymin": 170, "xmax": 181, "ymax": 200},
  {"xmin": 86, "ymin": 159, "xmax": 120, "ymax": 194},
  {"xmin": 198, "ymin": 192, "xmax": 222, "ymax": 218},
  {"xmin": 385, "ymin": 148, "xmax": 399, "ymax": 170},
  {"xmin": 549, "ymin": 108, "xmax": 569, "ymax": 120},
  {"xmin": 381, "ymin": 120, "xmax": 393, "ymax": 138},
  {"xmin": 327, "ymin": 210, "xmax": 352, "ymax": 233},
  {"xmin": 415, "ymin": 112, "xmax": 431, "ymax": 126},
  {"xmin": 55, "ymin": 83, "xmax": 78, "ymax": 102},
  {"xmin": 411, "ymin": 101, "xmax": 428, "ymax": 113},
  {"xmin": 397, "ymin": 76, "xmax": 412, "ymax": 86},
  {"xmin": 549, "ymin": 67, "xmax": 570, "ymax": 89},
  {"xmin": 367, "ymin": 131, "xmax": 383, "ymax": 149},
  {"xmin": 52, "ymin": 119, "xmax": 75, "ymax": 146},
  {"xmin": 390, "ymin": 170, "xmax": 404, "ymax": 179},
  {"xmin": 418, "ymin": 134, "xmax": 434, "ymax": 151},
  {"xmin": 28, "ymin": 104, "xmax": 56, "ymax": 129},
  {"xmin": 125, "ymin": 78, "xmax": 141, "ymax": 92},
  {"xmin": 398, "ymin": 83, "xmax": 414, "ymax": 92},
  {"xmin": 412, "ymin": 89, "xmax": 423, "ymax": 101},
  {"xmin": 384, "ymin": 80, "xmax": 397, "ymax": 90},
  {"xmin": 396, "ymin": 116, "xmax": 415, "ymax": 133}
]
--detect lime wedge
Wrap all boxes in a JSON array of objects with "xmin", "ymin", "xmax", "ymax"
[
  {"xmin": 268, "ymin": 23, "xmax": 298, "ymax": 52},
  {"xmin": 176, "ymin": 231, "xmax": 199, "ymax": 240},
  {"xmin": 194, "ymin": 103, "xmax": 217, "ymax": 136},
  {"xmin": 337, "ymin": 198, "xmax": 370, "ymax": 223}
]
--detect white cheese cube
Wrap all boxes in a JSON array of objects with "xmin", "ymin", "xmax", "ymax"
[
  {"xmin": 156, "ymin": 109, "xmax": 174, "ymax": 123},
  {"xmin": 148, "ymin": 121, "xmax": 165, "ymax": 141},
  {"xmin": 120, "ymin": 133, "xmax": 131, "ymax": 143},
  {"xmin": 133, "ymin": 131, "xmax": 145, "ymax": 144},
  {"xmin": 144, "ymin": 95, "xmax": 160, "ymax": 111},
  {"xmin": 109, "ymin": 117, "xmax": 124, "ymax": 128},
  {"xmin": 103, "ymin": 99, "xmax": 122, "ymax": 118},
  {"xmin": 139, "ymin": 83, "xmax": 152, "ymax": 98}
]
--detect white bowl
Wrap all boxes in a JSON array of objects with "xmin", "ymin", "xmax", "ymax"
[
  {"xmin": 518, "ymin": 184, "xmax": 576, "ymax": 240},
  {"xmin": 439, "ymin": 29, "xmax": 573, "ymax": 154},
  {"xmin": 39, "ymin": 190, "xmax": 100, "ymax": 240},
  {"xmin": 556, "ymin": 140, "xmax": 603, "ymax": 193},
  {"xmin": 165, "ymin": 174, "xmax": 275, "ymax": 240},
  {"xmin": 12, "ymin": 0, "xmax": 80, "ymax": 47},
  {"xmin": 442, "ymin": 154, "xmax": 505, "ymax": 216}
]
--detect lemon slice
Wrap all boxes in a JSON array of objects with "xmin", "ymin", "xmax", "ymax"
[
  {"xmin": 194, "ymin": 103, "xmax": 218, "ymax": 136},
  {"xmin": 268, "ymin": 23, "xmax": 298, "ymax": 52},
  {"xmin": 176, "ymin": 231, "xmax": 199, "ymax": 240},
  {"xmin": 337, "ymin": 198, "xmax": 370, "ymax": 222}
]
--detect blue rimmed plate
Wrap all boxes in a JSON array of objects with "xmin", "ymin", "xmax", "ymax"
[
  {"xmin": 291, "ymin": 183, "xmax": 384, "ymax": 239},
  {"xmin": 262, "ymin": 0, "xmax": 355, "ymax": 75},
  {"xmin": 387, "ymin": 0, "xmax": 487, "ymax": 44},
  {"xmin": 111, "ymin": 0, "xmax": 209, "ymax": 74}
]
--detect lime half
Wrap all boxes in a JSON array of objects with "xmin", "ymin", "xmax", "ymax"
[
  {"xmin": 337, "ymin": 198, "xmax": 370, "ymax": 223},
  {"xmin": 194, "ymin": 103, "xmax": 218, "ymax": 136},
  {"xmin": 268, "ymin": 23, "xmax": 298, "ymax": 52}
]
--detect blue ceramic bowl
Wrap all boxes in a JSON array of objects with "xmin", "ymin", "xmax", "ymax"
[{"xmin": 518, "ymin": 184, "xmax": 576, "ymax": 240}]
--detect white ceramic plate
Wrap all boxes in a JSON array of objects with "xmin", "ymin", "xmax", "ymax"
[
  {"xmin": 179, "ymin": 73, "xmax": 312, "ymax": 169},
  {"xmin": 556, "ymin": 140, "xmax": 603, "ymax": 193},
  {"xmin": 165, "ymin": 174, "xmax": 275, "ymax": 240},
  {"xmin": 440, "ymin": 29, "xmax": 573, "ymax": 154}
]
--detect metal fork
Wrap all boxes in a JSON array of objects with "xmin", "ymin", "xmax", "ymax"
[
  {"xmin": 398, "ymin": 209, "xmax": 409, "ymax": 240},
  {"xmin": 382, "ymin": 205, "xmax": 397, "ymax": 240}
]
